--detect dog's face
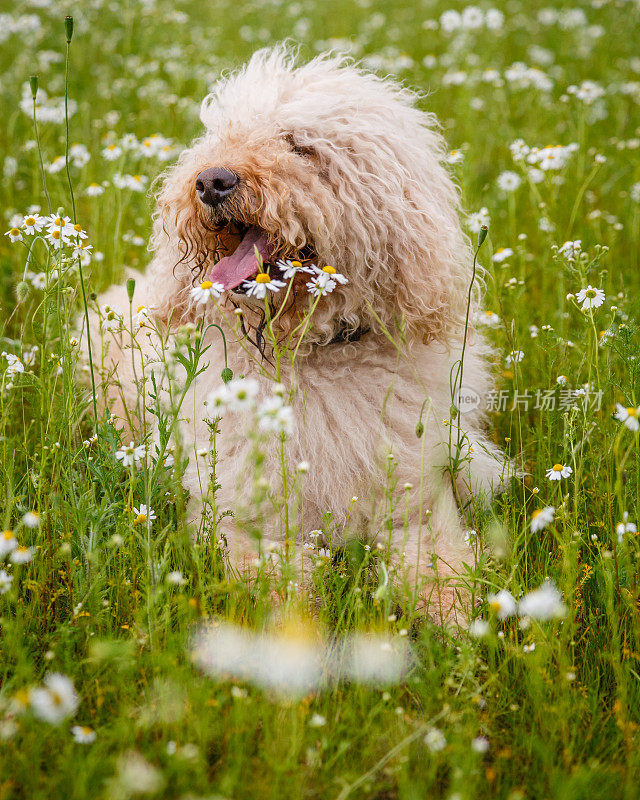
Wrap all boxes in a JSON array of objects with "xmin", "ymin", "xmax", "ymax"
[{"xmin": 153, "ymin": 48, "xmax": 473, "ymax": 346}]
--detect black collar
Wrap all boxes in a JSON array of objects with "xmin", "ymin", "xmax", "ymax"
[{"xmin": 328, "ymin": 322, "xmax": 370, "ymax": 345}]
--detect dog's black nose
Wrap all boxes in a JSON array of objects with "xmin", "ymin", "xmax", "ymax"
[{"xmin": 195, "ymin": 167, "xmax": 238, "ymax": 207}]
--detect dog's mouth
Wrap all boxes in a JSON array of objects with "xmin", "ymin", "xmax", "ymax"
[{"xmin": 208, "ymin": 224, "xmax": 274, "ymax": 294}]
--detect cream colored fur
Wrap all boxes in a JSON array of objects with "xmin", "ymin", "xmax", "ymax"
[{"xmin": 92, "ymin": 47, "xmax": 506, "ymax": 622}]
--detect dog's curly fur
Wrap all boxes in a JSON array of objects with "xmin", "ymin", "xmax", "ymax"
[{"xmin": 95, "ymin": 47, "xmax": 506, "ymax": 621}]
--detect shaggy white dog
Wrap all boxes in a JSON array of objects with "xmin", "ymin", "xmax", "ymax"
[{"xmin": 95, "ymin": 47, "xmax": 506, "ymax": 622}]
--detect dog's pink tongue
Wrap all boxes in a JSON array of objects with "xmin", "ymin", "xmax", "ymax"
[{"xmin": 209, "ymin": 227, "xmax": 272, "ymax": 291}]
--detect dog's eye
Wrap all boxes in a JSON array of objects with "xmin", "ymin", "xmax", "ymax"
[{"xmin": 283, "ymin": 133, "xmax": 315, "ymax": 158}]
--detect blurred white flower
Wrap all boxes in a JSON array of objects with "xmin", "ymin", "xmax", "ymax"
[
  {"xmin": 530, "ymin": 506, "xmax": 555, "ymax": 532},
  {"xmin": 30, "ymin": 674, "xmax": 78, "ymax": 725},
  {"xmin": 488, "ymin": 589, "xmax": 517, "ymax": 620},
  {"xmin": 71, "ymin": 725, "xmax": 96, "ymax": 744},
  {"xmin": 469, "ymin": 619, "xmax": 490, "ymax": 638},
  {"xmin": 0, "ymin": 570, "xmax": 13, "ymax": 595},
  {"xmin": 518, "ymin": 581, "xmax": 566, "ymax": 620},
  {"xmin": 0, "ymin": 529, "xmax": 17, "ymax": 557},
  {"xmin": 616, "ymin": 512, "xmax": 636, "ymax": 543},
  {"xmin": 614, "ymin": 404, "xmax": 640, "ymax": 432},
  {"xmin": 497, "ymin": 171, "xmax": 521, "ymax": 192},
  {"xmin": 424, "ymin": 727, "xmax": 447, "ymax": 752}
]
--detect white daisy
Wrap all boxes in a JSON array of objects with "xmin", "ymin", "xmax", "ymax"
[
  {"xmin": 22, "ymin": 213, "xmax": 45, "ymax": 234},
  {"xmin": 614, "ymin": 404, "xmax": 640, "ymax": 431},
  {"xmin": 86, "ymin": 182, "xmax": 105, "ymax": 197},
  {"xmin": 257, "ymin": 395, "xmax": 294, "ymax": 436},
  {"xmin": 477, "ymin": 311, "xmax": 500, "ymax": 328},
  {"xmin": 133, "ymin": 504, "xmax": 157, "ymax": 526},
  {"xmin": 492, "ymin": 247, "xmax": 514, "ymax": 263},
  {"xmin": 190, "ymin": 280, "xmax": 224, "ymax": 305},
  {"xmin": 243, "ymin": 272, "xmax": 286, "ymax": 299},
  {"xmin": 0, "ymin": 529, "xmax": 18, "ymax": 557},
  {"xmin": 10, "ymin": 546, "xmax": 34, "ymax": 564},
  {"xmin": 115, "ymin": 441, "xmax": 146, "ymax": 468},
  {"xmin": 71, "ymin": 725, "xmax": 96, "ymax": 744},
  {"xmin": 167, "ymin": 570, "xmax": 186, "ymax": 585},
  {"xmin": 530, "ymin": 506, "xmax": 555, "ymax": 532},
  {"xmin": 487, "ymin": 589, "xmax": 517, "ymax": 620},
  {"xmin": 546, "ymin": 463, "xmax": 573, "ymax": 481},
  {"xmin": 518, "ymin": 581, "xmax": 566, "ymax": 620},
  {"xmin": 497, "ymin": 171, "xmax": 522, "ymax": 192},
  {"xmin": 576, "ymin": 286, "xmax": 605, "ymax": 310},
  {"xmin": 30, "ymin": 673, "xmax": 79, "ymax": 725},
  {"xmin": 306, "ymin": 265, "xmax": 348, "ymax": 296},
  {"xmin": 22, "ymin": 511, "xmax": 41, "ymax": 528},
  {"xmin": 5, "ymin": 228, "xmax": 23, "ymax": 243},
  {"xmin": 275, "ymin": 258, "xmax": 315, "ymax": 279}
]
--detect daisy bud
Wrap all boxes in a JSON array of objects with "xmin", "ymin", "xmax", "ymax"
[
  {"xmin": 126, "ymin": 278, "xmax": 135, "ymax": 303},
  {"xmin": 221, "ymin": 367, "xmax": 233, "ymax": 384},
  {"xmin": 65, "ymin": 15, "xmax": 74, "ymax": 43},
  {"xmin": 478, "ymin": 225, "xmax": 488, "ymax": 247},
  {"xmin": 415, "ymin": 421, "xmax": 424, "ymax": 438},
  {"xmin": 57, "ymin": 206, "xmax": 65, "ymax": 218},
  {"xmin": 29, "ymin": 75, "xmax": 38, "ymax": 99},
  {"xmin": 450, "ymin": 404, "xmax": 458, "ymax": 420},
  {"xmin": 16, "ymin": 281, "xmax": 30, "ymax": 303}
]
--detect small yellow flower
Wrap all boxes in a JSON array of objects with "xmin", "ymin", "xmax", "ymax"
[{"xmin": 322, "ymin": 265, "xmax": 336, "ymax": 274}]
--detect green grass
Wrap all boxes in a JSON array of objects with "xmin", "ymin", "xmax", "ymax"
[{"xmin": 1, "ymin": 0, "xmax": 640, "ymax": 797}]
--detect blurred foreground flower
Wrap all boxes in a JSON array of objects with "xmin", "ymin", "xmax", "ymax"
[
  {"xmin": 518, "ymin": 581, "xmax": 566, "ymax": 620},
  {"xmin": 191, "ymin": 623, "xmax": 410, "ymax": 696},
  {"xmin": 30, "ymin": 673, "xmax": 78, "ymax": 725},
  {"xmin": 614, "ymin": 404, "xmax": 640, "ymax": 432}
]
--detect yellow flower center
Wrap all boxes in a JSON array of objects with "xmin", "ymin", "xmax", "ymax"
[
  {"xmin": 81, "ymin": 727, "xmax": 92, "ymax": 735},
  {"xmin": 586, "ymin": 289, "xmax": 596, "ymax": 298},
  {"xmin": 531, "ymin": 509, "xmax": 541, "ymax": 519},
  {"xmin": 25, "ymin": 217, "xmax": 35, "ymax": 226},
  {"xmin": 489, "ymin": 600, "xmax": 501, "ymax": 612},
  {"xmin": 255, "ymin": 273, "xmax": 271, "ymax": 283},
  {"xmin": 2, "ymin": 530, "xmax": 14, "ymax": 541},
  {"xmin": 108, "ymin": 144, "xmax": 117, "ymax": 150},
  {"xmin": 552, "ymin": 464, "xmax": 564, "ymax": 472},
  {"xmin": 10, "ymin": 228, "xmax": 19, "ymax": 236},
  {"xmin": 627, "ymin": 407, "xmax": 637, "ymax": 417},
  {"xmin": 486, "ymin": 311, "xmax": 494, "ymax": 317},
  {"xmin": 135, "ymin": 513, "xmax": 147, "ymax": 524},
  {"xmin": 133, "ymin": 175, "xmax": 142, "ymax": 181},
  {"xmin": 136, "ymin": 305, "xmax": 146, "ymax": 313},
  {"xmin": 74, "ymin": 224, "xmax": 82, "ymax": 232},
  {"xmin": 322, "ymin": 265, "xmax": 336, "ymax": 274},
  {"xmin": 200, "ymin": 281, "xmax": 213, "ymax": 290},
  {"xmin": 54, "ymin": 217, "xmax": 63, "ymax": 226},
  {"xmin": 290, "ymin": 260, "xmax": 302, "ymax": 268},
  {"xmin": 90, "ymin": 182, "xmax": 99, "ymax": 187},
  {"xmin": 51, "ymin": 230, "xmax": 61, "ymax": 239}
]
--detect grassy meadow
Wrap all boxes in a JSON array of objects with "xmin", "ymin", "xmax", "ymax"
[{"xmin": 1, "ymin": 0, "xmax": 640, "ymax": 797}]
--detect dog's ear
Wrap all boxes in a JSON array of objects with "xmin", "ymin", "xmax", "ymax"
[{"xmin": 392, "ymin": 175, "xmax": 477, "ymax": 345}]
